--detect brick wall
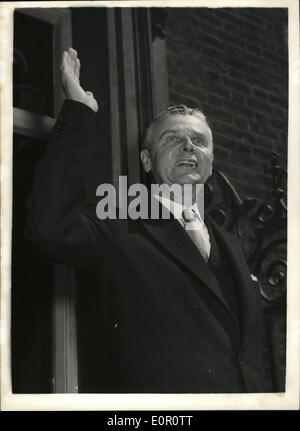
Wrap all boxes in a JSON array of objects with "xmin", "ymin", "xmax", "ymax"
[{"xmin": 165, "ymin": 7, "xmax": 288, "ymax": 201}]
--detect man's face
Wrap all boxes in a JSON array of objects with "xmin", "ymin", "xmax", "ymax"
[{"xmin": 141, "ymin": 114, "xmax": 214, "ymax": 186}]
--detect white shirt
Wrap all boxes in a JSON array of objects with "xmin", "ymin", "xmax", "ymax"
[{"xmin": 153, "ymin": 193, "xmax": 211, "ymax": 257}]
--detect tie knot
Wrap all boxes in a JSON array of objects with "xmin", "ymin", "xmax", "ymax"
[{"xmin": 182, "ymin": 208, "xmax": 197, "ymax": 223}]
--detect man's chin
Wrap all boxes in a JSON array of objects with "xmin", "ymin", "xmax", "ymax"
[{"xmin": 173, "ymin": 174, "xmax": 204, "ymax": 185}]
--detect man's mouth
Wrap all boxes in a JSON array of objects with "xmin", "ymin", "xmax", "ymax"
[{"xmin": 175, "ymin": 159, "xmax": 198, "ymax": 168}]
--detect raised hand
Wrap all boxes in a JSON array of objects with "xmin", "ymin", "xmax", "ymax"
[{"xmin": 60, "ymin": 48, "xmax": 99, "ymax": 113}]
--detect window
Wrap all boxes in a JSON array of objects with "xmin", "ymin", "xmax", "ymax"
[
  {"xmin": 12, "ymin": 6, "xmax": 169, "ymax": 393},
  {"xmin": 12, "ymin": 8, "xmax": 77, "ymax": 393}
]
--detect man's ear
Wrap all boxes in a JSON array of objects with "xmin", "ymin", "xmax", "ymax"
[{"xmin": 140, "ymin": 149, "xmax": 152, "ymax": 173}]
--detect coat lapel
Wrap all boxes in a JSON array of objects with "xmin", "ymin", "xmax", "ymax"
[
  {"xmin": 207, "ymin": 216, "xmax": 258, "ymax": 348},
  {"xmin": 139, "ymin": 211, "xmax": 236, "ymax": 321}
]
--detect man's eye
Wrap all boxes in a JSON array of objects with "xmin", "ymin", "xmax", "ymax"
[
  {"xmin": 192, "ymin": 137, "xmax": 205, "ymax": 146},
  {"xmin": 165, "ymin": 135, "xmax": 180, "ymax": 144}
]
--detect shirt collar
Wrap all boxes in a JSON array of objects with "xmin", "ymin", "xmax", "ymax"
[{"xmin": 153, "ymin": 194, "xmax": 203, "ymax": 224}]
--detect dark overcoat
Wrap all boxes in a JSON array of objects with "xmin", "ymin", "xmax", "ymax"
[{"xmin": 27, "ymin": 100, "xmax": 267, "ymax": 393}]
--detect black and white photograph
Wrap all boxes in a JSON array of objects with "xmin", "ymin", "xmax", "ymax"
[{"xmin": 0, "ymin": 0, "xmax": 299, "ymax": 411}]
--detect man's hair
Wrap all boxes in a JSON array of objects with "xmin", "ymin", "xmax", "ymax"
[{"xmin": 143, "ymin": 104, "xmax": 212, "ymax": 150}]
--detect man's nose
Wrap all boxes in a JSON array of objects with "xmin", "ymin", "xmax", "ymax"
[{"xmin": 180, "ymin": 136, "xmax": 194, "ymax": 151}]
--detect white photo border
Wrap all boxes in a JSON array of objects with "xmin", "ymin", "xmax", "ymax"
[{"xmin": 1, "ymin": 0, "xmax": 299, "ymax": 411}]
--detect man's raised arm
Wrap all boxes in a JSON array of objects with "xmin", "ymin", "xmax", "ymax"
[{"xmin": 26, "ymin": 48, "xmax": 108, "ymax": 267}]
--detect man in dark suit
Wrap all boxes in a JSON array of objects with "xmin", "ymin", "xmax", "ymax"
[{"xmin": 27, "ymin": 48, "xmax": 267, "ymax": 393}]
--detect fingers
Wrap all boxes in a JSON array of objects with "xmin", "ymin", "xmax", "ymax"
[
  {"xmin": 60, "ymin": 48, "xmax": 81, "ymax": 84},
  {"xmin": 60, "ymin": 48, "xmax": 79, "ymax": 68},
  {"xmin": 68, "ymin": 47, "xmax": 78, "ymax": 60},
  {"xmin": 60, "ymin": 51, "xmax": 68, "ymax": 70},
  {"xmin": 66, "ymin": 48, "xmax": 76, "ymax": 69},
  {"xmin": 60, "ymin": 48, "xmax": 99, "ymax": 113},
  {"xmin": 75, "ymin": 58, "xmax": 80, "ymax": 80}
]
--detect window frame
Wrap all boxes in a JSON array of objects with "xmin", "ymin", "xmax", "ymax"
[{"xmin": 12, "ymin": 5, "xmax": 169, "ymax": 393}]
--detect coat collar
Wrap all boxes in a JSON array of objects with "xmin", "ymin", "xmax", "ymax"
[
  {"xmin": 138, "ymin": 205, "xmax": 258, "ymax": 345},
  {"xmin": 207, "ymin": 216, "xmax": 259, "ymax": 349}
]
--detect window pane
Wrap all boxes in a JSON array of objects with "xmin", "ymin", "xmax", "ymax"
[{"xmin": 13, "ymin": 11, "xmax": 54, "ymax": 116}]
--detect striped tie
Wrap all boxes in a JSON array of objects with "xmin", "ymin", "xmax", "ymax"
[{"xmin": 182, "ymin": 208, "xmax": 209, "ymax": 262}]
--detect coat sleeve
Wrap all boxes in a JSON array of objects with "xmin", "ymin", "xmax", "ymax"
[{"xmin": 26, "ymin": 99, "xmax": 110, "ymax": 268}]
